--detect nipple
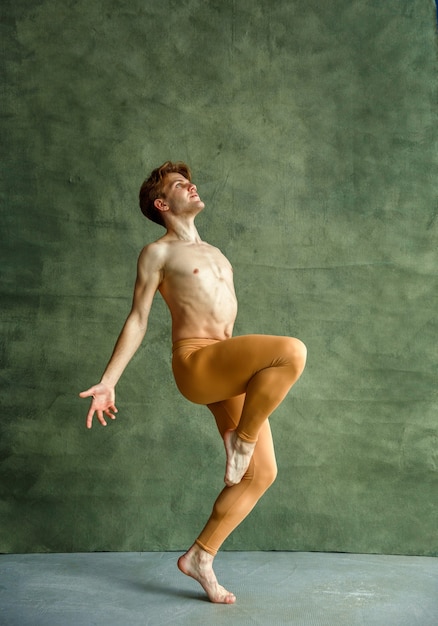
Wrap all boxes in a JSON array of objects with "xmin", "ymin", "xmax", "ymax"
[{"xmin": 193, "ymin": 268, "xmax": 199, "ymax": 274}]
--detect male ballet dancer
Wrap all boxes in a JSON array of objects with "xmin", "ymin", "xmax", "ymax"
[{"xmin": 80, "ymin": 161, "xmax": 307, "ymax": 603}]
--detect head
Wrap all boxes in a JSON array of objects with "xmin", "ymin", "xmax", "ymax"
[{"xmin": 139, "ymin": 161, "xmax": 192, "ymax": 227}]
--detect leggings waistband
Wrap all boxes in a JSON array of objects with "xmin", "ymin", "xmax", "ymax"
[{"xmin": 172, "ymin": 337, "xmax": 221, "ymax": 353}]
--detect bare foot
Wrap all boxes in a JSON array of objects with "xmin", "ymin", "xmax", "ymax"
[
  {"xmin": 177, "ymin": 544, "xmax": 236, "ymax": 604},
  {"xmin": 223, "ymin": 429, "xmax": 256, "ymax": 486}
]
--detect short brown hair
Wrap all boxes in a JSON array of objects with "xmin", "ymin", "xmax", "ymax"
[{"xmin": 139, "ymin": 161, "xmax": 192, "ymax": 227}]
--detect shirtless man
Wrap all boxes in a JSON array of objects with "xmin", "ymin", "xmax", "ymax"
[{"xmin": 80, "ymin": 161, "xmax": 307, "ymax": 604}]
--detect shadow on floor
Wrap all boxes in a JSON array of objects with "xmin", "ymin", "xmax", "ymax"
[{"xmin": 0, "ymin": 551, "xmax": 437, "ymax": 625}]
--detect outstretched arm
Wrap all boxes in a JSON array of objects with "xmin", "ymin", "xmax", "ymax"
[{"xmin": 79, "ymin": 244, "xmax": 164, "ymax": 428}]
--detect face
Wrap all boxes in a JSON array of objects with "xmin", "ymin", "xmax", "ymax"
[{"xmin": 155, "ymin": 172, "xmax": 205, "ymax": 217}]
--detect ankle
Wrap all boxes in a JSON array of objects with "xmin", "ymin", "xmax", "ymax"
[
  {"xmin": 192, "ymin": 543, "xmax": 214, "ymax": 565},
  {"xmin": 234, "ymin": 433, "xmax": 256, "ymax": 452}
]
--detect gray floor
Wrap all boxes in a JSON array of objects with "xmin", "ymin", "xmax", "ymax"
[{"xmin": 0, "ymin": 551, "xmax": 437, "ymax": 626}]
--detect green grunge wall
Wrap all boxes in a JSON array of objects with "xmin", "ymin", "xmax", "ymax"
[{"xmin": 1, "ymin": 0, "xmax": 437, "ymax": 555}]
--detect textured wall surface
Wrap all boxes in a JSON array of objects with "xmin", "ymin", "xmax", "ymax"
[{"xmin": 1, "ymin": 0, "xmax": 437, "ymax": 555}]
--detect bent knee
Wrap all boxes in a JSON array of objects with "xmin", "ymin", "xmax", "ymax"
[
  {"xmin": 256, "ymin": 462, "xmax": 278, "ymax": 491},
  {"xmin": 284, "ymin": 337, "xmax": 307, "ymax": 375},
  {"xmin": 268, "ymin": 463, "xmax": 278, "ymax": 486}
]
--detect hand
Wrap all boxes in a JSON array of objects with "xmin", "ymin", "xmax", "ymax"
[{"xmin": 79, "ymin": 382, "xmax": 118, "ymax": 429}]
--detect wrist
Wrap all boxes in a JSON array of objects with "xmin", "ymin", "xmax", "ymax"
[{"xmin": 100, "ymin": 375, "xmax": 117, "ymax": 388}]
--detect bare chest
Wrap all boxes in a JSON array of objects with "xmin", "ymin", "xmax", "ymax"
[{"xmin": 164, "ymin": 243, "xmax": 233, "ymax": 283}]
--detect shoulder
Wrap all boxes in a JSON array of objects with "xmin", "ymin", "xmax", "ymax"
[
  {"xmin": 136, "ymin": 240, "xmax": 171, "ymax": 284},
  {"xmin": 138, "ymin": 239, "xmax": 169, "ymax": 265}
]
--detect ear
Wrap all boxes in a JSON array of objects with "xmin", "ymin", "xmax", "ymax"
[{"xmin": 154, "ymin": 198, "xmax": 169, "ymax": 213}]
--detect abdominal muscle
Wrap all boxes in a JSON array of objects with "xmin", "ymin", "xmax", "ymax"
[
  {"xmin": 170, "ymin": 309, "xmax": 237, "ymax": 343},
  {"xmin": 159, "ymin": 265, "xmax": 238, "ymax": 342}
]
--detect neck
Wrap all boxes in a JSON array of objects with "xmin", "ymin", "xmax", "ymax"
[{"xmin": 165, "ymin": 217, "xmax": 202, "ymax": 243}]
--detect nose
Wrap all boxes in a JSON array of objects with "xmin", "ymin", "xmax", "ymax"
[{"xmin": 188, "ymin": 182, "xmax": 197, "ymax": 191}]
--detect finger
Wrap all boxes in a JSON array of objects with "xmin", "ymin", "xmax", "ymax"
[
  {"xmin": 96, "ymin": 410, "xmax": 107, "ymax": 427},
  {"xmin": 79, "ymin": 387, "xmax": 95, "ymax": 399},
  {"xmin": 86, "ymin": 408, "xmax": 95, "ymax": 429}
]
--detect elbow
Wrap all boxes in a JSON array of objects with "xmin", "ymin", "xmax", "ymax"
[
  {"xmin": 127, "ymin": 311, "xmax": 148, "ymax": 334},
  {"xmin": 136, "ymin": 317, "xmax": 149, "ymax": 334}
]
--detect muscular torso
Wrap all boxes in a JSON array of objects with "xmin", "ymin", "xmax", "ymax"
[{"xmin": 155, "ymin": 239, "xmax": 238, "ymax": 342}]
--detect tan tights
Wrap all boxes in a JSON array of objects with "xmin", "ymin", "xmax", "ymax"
[{"xmin": 172, "ymin": 334, "xmax": 306, "ymax": 555}]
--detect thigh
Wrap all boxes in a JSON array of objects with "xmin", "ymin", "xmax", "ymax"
[{"xmin": 174, "ymin": 334, "xmax": 293, "ymax": 405}]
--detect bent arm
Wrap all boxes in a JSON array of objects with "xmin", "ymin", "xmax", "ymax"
[{"xmin": 80, "ymin": 244, "xmax": 164, "ymax": 427}]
